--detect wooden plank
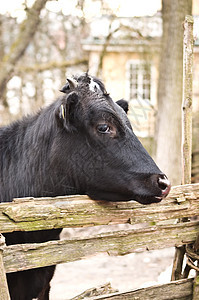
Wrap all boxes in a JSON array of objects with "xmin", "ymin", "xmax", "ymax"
[
  {"xmin": 3, "ymin": 220, "xmax": 199, "ymax": 273},
  {"xmin": 0, "ymin": 235, "xmax": 10, "ymax": 300},
  {"xmin": 70, "ymin": 283, "xmax": 118, "ymax": 300},
  {"xmin": 182, "ymin": 15, "xmax": 194, "ymax": 185},
  {"xmin": 89, "ymin": 278, "xmax": 193, "ymax": 300},
  {"xmin": 193, "ymin": 276, "xmax": 199, "ymax": 300},
  {"xmin": 1, "ymin": 183, "xmax": 199, "ymax": 233},
  {"xmin": 171, "ymin": 15, "xmax": 194, "ymax": 282}
]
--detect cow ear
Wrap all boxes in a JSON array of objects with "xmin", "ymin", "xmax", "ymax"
[
  {"xmin": 116, "ymin": 99, "xmax": 129, "ymax": 114},
  {"xmin": 60, "ymin": 78, "xmax": 78, "ymax": 94},
  {"xmin": 56, "ymin": 92, "xmax": 79, "ymax": 131}
]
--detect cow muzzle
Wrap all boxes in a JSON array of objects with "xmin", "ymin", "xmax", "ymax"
[
  {"xmin": 153, "ymin": 174, "xmax": 171, "ymax": 201},
  {"xmin": 157, "ymin": 175, "xmax": 171, "ymax": 198},
  {"xmin": 129, "ymin": 173, "xmax": 171, "ymax": 204}
]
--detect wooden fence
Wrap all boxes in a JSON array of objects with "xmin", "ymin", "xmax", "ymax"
[{"xmin": 0, "ymin": 183, "xmax": 199, "ymax": 299}]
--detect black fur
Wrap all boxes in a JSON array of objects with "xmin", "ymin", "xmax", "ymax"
[
  {"xmin": 116, "ymin": 99, "xmax": 129, "ymax": 114},
  {"xmin": 0, "ymin": 73, "xmax": 169, "ymax": 299}
]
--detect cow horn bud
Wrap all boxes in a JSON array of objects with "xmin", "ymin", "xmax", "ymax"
[{"xmin": 67, "ymin": 78, "xmax": 78, "ymax": 90}]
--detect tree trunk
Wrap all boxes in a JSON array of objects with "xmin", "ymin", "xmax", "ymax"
[
  {"xmin": 0, "ymin": 0, "xmax": 48, "ymax": 98},
  {"xmin": 155, "ymin": 0, "xmax": 192, "ymax": 185}
]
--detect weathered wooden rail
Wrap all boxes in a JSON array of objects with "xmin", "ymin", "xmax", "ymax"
[
  {"xmin": 0, "ymin": 183, "xmax": 199, "ymax": 299},
  {"xmin": 1, "ymin": 183, "xmax": 199, "ymax": 233}
]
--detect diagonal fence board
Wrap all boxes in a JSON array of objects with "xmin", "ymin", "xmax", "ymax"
[
  {"xmin": 0, "ymin": 183, "xmax": 199, "ymax": 233},
  {"xmin": 89, "ymin": 278, "xmax": 194, "ymax": 300},
  {"xmin": 2, "ymin": 220, "xmax": 199, "ymax": 273}
]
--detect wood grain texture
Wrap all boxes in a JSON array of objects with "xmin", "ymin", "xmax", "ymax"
[
  {"xmin": 2, "ymin": 220, "xmax": 199, "ymax": 273},
  {"xmin": 0, "ymin": 183, "xmax": 199, "ymax": 233}
]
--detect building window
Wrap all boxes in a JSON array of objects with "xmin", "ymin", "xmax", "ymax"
[
  {"xmin": 127, "ymin": 61, "xmax": 151, "ymax": 101},
  {"xmin": 126, "ymin": 60, "xmax": 155, "ymax": 138}
]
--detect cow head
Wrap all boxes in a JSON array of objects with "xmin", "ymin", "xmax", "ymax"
[{"xmin": 54, "ymin": 73, "xmax": 170, "ymax": 204}]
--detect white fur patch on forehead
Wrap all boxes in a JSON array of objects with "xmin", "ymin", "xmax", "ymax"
[{"xmin": 89, "ymin": 77, "xmax": 101, "ymax": 92}]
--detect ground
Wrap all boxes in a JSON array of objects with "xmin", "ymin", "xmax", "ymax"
[{"xmin": 49, "ymin": 227, "xmax": 176, "ymax": 300}]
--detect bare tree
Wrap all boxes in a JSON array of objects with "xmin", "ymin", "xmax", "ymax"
[
  {"xmin": 0, "ymin": 1, "xmax": 90, "ymax": 124},
  {"xmin": 0, "ymin": 0, "xmax": 48, "ymax": 98},
  {"xmin": 155, "ymin": 0, "xmax": 192, "ymax": 185}
]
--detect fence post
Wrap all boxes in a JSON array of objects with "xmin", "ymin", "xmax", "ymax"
[
  {"xmin": 193, "ymin": 276, "xmax": 199, "ymax": 300},
  {"xmin": 181, "ymin": 15, "xmax": 193, "ymax": 185},
  {"xmin": 0, "ymin": 234, "xmax": 10, "ymax": 300},
  {"xmin": 171, "ymin": 15, "xmax": 194, "ymax": 282}
]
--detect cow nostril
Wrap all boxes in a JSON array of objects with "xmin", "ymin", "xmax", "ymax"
[{"xmin": 157, "ymin": 175, "xmax": 171, "ymax": 197}]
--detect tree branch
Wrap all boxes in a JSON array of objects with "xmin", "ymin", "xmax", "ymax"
[
  {"xmin": 17, "ymin": 58, "xmax": 88, "ymax": 73},
  {"xmin": 0, "ymin": 0, "xmax": 48, "ymax": 97}
]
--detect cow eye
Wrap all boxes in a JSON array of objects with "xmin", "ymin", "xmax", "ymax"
[{"xmin": 97, "ymin": 124, "xmax": 110, "ymax": 134}]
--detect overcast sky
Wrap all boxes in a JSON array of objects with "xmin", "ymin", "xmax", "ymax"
[{"xmin": 0, "ymin": 0, "xmax": 161, "ymax": 22}]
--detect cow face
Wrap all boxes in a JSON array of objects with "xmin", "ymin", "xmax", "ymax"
[{"xmin": 55, "ymin": 73, "xmax": 170, "ymax": 204}]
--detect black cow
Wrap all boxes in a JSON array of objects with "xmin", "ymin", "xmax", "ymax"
[{"xmin": 0, "ymin": 73, "xmax": 170, "ymax": 300}]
